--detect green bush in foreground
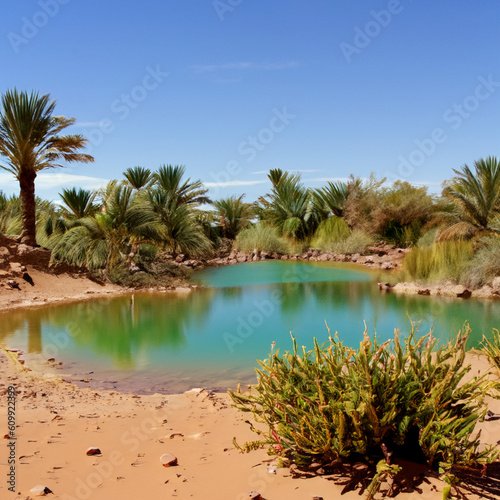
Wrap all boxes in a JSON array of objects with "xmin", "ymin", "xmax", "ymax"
[{"xmin": 230, "ymin": 325, "xmax": 498, "ymax": 498}]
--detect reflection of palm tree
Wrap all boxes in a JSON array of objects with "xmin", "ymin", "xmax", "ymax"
[
  {"xmin": 27, "ymin": 316, "xmax": 43, "ymax": 354},
  {"xmin": 48, "ymin": 290, "xmax": 214, "ymax": 369}
]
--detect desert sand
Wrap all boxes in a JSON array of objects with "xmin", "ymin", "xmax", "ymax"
[{"xmin": 0, "ymin": 345, "xmax": 451, "ymax": 500}]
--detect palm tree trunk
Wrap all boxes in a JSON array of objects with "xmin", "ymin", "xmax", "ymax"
[{"xmin": 19, "ymin": 169, "xmax": 37, "ymax": 246}]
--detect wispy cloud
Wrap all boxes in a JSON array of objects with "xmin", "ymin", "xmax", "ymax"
[
  {"xmin": 192, "ymin": 61, "xmax": 300, "ymax": 73},
  {"xmin": 0, "ymin": 172, "xmax": 109, "ymax": 193},
  {"xmin": 204, "ymin": 179, "xmax": 268, "ymax": 188}
]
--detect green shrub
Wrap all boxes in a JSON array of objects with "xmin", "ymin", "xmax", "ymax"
[
  {"xmin": 230, "ymin": 325, "xmax": 498, "ymax": 498},
  {"xmin": 236, "ymin": 223, "xmax": 292, "ymax": 254},
  {"xmin": 311, "ymin": 216, "xmax": 350, "ymax": 251},
  {"xmin": 416, "ymin": 227, "xmax": 439, "ymax": 248},
  {"xmin": 402, "ymin": 240, "xmax": 474, "ymax": 283},
  {"xmin": 481, "ymin": 328, "xmax": 500, "ymax": 373},
  {"xmin": 333, "ymin": 229, "xmax": 373, "ymax": 254},
  {"xmin": 465, "ymin": 237, "xmax": 500, "ymax": 288}
]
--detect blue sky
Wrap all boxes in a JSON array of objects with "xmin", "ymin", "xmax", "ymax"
[{"xmin": 0, "ymin": 0, "xmax": 499, "ymax": 202}]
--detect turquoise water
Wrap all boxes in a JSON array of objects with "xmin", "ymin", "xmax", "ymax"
[{"xmin": 0, "ymin": 261, "xmax": 498, "ymax": 393}]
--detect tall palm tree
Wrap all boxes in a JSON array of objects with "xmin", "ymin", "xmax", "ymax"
[
  {"xmin": 123, "ymin": 166, "xmax": 153, "ymax": 190},
  {"xmin": 0, "ymin": 89, "xmax": 93, "ymax": 245},
  {"xmin": 441, "ymin": 156, "xmax": 500, "ymax": 239},
  {"xmin": 213, "ymin": 195, "xmax": 254, "ymax": 239}
]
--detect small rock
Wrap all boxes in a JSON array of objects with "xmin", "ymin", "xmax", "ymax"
[
  {"xmin": 160, "ymin": 453, "xmax": 178, "ymax": 467},
  {"xmin": 29, "ymin": 485, "xmax": 52, "ymax": 496},
  {"xmin": 249, "ymin": 491, "xmax": 262, "ymax": 499},
  {"xmin": 22, "ymin": 272, "xmax": 35, "ymax": 286},
  {"xmin": 457, "ymin": 289, "xmax": 472, "ymax": 299},
  {"xmin": 378, "ymin": 282, "xmax": 393, "ymax": 292},
  {"xmin": 166, "ymin": 432, "xmax": 184, "ymax": 439},
  {"xmin": 267, "ymin": 465, "xmax": 277, "ymax": 474},
  {"xmin": 86, "ymin": 447, "xmax": 101, "ymax": 456},
  {"xmin": 7, "ymin": 279, "xmax": 20, "ymax": 290},
  {"xmin": 417, "ymin": 289, "xmax": 430, "ymax": 296}
]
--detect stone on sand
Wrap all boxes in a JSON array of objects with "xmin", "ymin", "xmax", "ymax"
[
  {"xmin": 160, "ymin": 453, "xmax": 178, "ymax": 467},
  {"xmin": 29, "ymin": 485, "xmax": 52, "ymax": 496}
]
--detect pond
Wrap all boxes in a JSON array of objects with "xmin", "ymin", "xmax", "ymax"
[{"xmin": 0, "ymin": 261, "xmax": 499, "ymax": 393}]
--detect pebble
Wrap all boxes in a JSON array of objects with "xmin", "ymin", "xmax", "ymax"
[
  {"xmin": 29, "ymin": 485, "xmax": 52, "ymax": 496},
  {"xmin": 249, "ymin": 491, "xmax": 261, "ymax": 499},
  {"xmin": 86, "ymin": 447, "xmax": 101, "ymax": 456},
  {"xmin": 160, "ymin": 453, "xmax": 178, "ymax": 467}
]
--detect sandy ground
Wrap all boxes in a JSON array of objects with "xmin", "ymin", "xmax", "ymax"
[
  {"xmin": 2, "ymin": 348, "xmax": 500, "ymax": 500},
  {"xmin": 0, "ymin": 348, "xmax": 438, "ymax": 500},
  {"xmin": 0, "ymin": 268, "xmax": 129, "ymax": 312}
]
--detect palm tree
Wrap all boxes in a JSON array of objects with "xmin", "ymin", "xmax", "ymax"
[
  {"xmin": 261, "ymin": 168, "xmax": 317, "ymax": 240},
  {"xmin": 213, "ymin": 195, "xmax": 254, "ymax": 239},
  {"xmin": 59, "ymin": 187, "xmax": 98, "ymax": 219},
  {"xmin": 312, "ymin": 181, "xmax": 348, "ymax": 219},
  {"xmin": 154, "ymin": 164, "xmax": 210, "ymax": 206},
  {"xmin": 142, "ymin": 188, "xmax": 211, "ymax": 256},
  {"xmin": 52, "ymin": 184, "xmax": 152, "ymax": 271},
  {"xmin": 0, "ymin": 89, "xmax": 93, "ymax": 245},
  {"xmin": 441, "ymin": 156, "xmax": 500, "ymax": 239},
  {"xmin": 124, "ymin": 166, "xmax": 153, "ymax": 190}
]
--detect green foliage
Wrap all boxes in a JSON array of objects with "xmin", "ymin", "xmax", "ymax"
[
  {"xmin": 402, "ymin": 240, "xmax": 474, "ymax": 283},
  {"xmin": 481, "ymin": 328, "xmax": 500, "ymax": 374},
  {"xmin": 333, "ymin": 230, "xmax": 374, "ymax": 255},
  {"xmin": 236, "ymin": 223, "xmax": 293, "ymax": 254},
  {"xmin": 213, "ymin": 195, "xmax": 254, "ymax": 239},
  {"xmin": 230, "ymin": 326, "xmax": 498, "ymax": 497},
  {"xmin": 375, "ymin": 181, "xmax": 435, "ymax": 246},
  {"xmin": 416, "ymin": 227, "xmax": 439, "ymax": 248},
  {"xmin": 123, "ymin": 166, "xmax": 153, "ymax": 190},
  {"xmin": 0, "ymin": 192, "xmax": 22, "ymax": 236},
  {"xmin": 0, "ymin": 88, "xmax": 93, "ymax": 244},
  {"xmin": 259, "ymin": 169, "xmax": 318, "ymax": 241},
  {"xmin": 441, "ymin": 156, "xmax": 500, "ymax": 238},
  {"xmin": 464, "ymin": 237, "xmax": 500, "ymax": 288},
  {"xmin": 312, "ymin": 181, "xmax": 348, "ymax": 218},
  {"xmin": 59, "ymin": 187, "xmax": 98, "ymax": 219},
  {"xmin": 311, "ymin": 216, "xmax": 350, "ymax": 251}
]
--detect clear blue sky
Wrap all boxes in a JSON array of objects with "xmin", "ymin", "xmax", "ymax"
[{"xmin": 1, "ymin": 0, "xmax": 499, "ymax": 202}]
